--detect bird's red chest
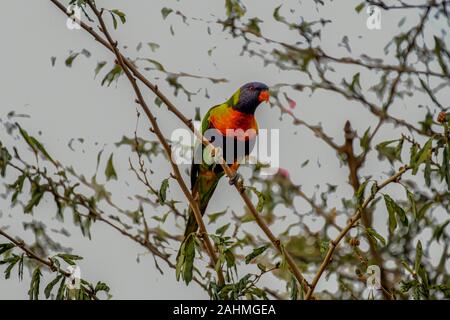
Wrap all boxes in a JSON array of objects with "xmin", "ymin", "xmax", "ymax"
[{"xmin": 210, "ymin": 109, "xmax": 257, "ymax": 141}]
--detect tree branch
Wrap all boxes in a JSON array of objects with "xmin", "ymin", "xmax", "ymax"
[{"xmin": 305, "ymin": 165, "xmax": 410, "ymax": 299}]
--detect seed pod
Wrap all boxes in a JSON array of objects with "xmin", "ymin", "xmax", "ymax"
[
  {"xmin": 437, "ymin": 111, "xmax": 447, "ymax": 124},
  {"xmin": 350, "ymin": 237, "xmax": 360, "ymax": 247}
]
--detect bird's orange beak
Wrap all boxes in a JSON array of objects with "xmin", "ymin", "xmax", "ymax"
[{"xmin": 258, "ymin": 90, "xmax": 270, "ymax": 103}]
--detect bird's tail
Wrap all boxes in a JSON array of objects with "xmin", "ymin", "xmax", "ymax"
[
  {"xmin": 183, "ymin": 183, "xmax": 218, "ymax": 237},
  {"xmin": 176, "ymin": 184, "xmax": 218, "ymax": 284},
  {"xmin": 176, "ymin": 169, "xmax": 222, "ymax": 284}
]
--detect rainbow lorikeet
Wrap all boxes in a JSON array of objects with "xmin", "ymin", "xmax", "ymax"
[{"xmin": 183, "ymin": 82, "xmax": 270, "ymax": 236}]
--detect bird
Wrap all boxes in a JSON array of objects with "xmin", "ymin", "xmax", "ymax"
[{"xmin": 183, "ymin": 82, "xmax": 270, "ymax": 237}]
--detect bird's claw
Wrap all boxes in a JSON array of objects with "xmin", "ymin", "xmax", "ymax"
[{"xmin": 229, "ymin": 173, "xmax": 242, "ymax": 186}]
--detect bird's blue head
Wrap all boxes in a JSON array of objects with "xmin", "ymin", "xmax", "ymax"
[{"xmin": 231, "ymin": 82, "xmax": 270, "ymax": 114}]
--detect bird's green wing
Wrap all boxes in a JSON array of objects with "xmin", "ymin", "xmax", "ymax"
[
  {"xmin": 200, "ymin": 104, "xmax": 221, "ymax": 134},
  {"xmin": 190, "ymin": 104, "xmax": 222, "ymax": 189}
]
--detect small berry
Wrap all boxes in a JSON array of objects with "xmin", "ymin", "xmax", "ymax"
[
  {"xmin": 437, "ymin": 111, "xmax": 447, "ymax": 124},
  {"xmin": 350, "ymin": 237, "xmax": 360, "ymax": 247}
]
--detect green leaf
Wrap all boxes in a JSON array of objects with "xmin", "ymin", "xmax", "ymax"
[
  {"xmin": 154, "ymin": 97, "xmax": 163, "ymax": 107},
  {"xmin": 256, "ymin": 193, "xmax": 265, "ymax": 211},
  {"xmin": 111, "ymin": 13, "xmax": 118, "ymax": 29},
  {"xmin": 245, "ymin": 245, "xmax": 269, "ymax": 264},
  {"xmin": 424, "ymin": 160, "xmax": 431, "ymax": 187},
  {"xmin": 355, "ymin": 2, "xmax": 365, "ymax": 13},
  {"xmin": 1, "ymin": 255, "xmax": 21, "ymax": 279},
  {"xmin": 441, "ymin": 145, "xmax": 450, "ymax": 189},
  {"xmin": 0, "ymin": 143, "xmax": 12, "ymax": 177},
  {"xmin": 290, "ymin": 276, "xmax": 298, "ymax": 300},
  {"xmin": 215, "ymin": 223, "xmax": 230, "ymax": 236},
  {"xmin": 433, "ymin": 220, "xmax": 450, "ymax": 243},
  {"xmin": 111, "ymin": 9, "xmax": 126, "ymax": 24},
  {"xmin": 395, "ymin": 202, "xmax": 408, "ymax": 227},
  {"xmin": 28, "ymin": 267, "xmax": 42, "ymax": 300},
  {"xmin": 398, "ymin": 17, "xmax": 406, "ymax": 27},
  {"xmin": 147, "ymin": 42, "xmax": 160, "ymax": 52},
  {"xmin": 17, "ymin": 124, "xmax": 57, "ymax": 166},
  {"xmin": 101, "ymin": 64, "xmax": 122, "ymax": 87},
  {"xmin": 158, "ymin": 178, "xmax": 169, "ymax": 205},
  {"xmin": 406, "ymin": 189, "xmax": 417, "ymax": 218},
  {"xmin": 360, "ymin": 127, "xmax": 371, "ymax": 151},
  {"xmin": 366, "ymin": 227, "xmax": 387, "ymax": 246},
  {"xmin": 434, "ymin": 36, "xmax": 448, "ymax": 75},
  {"xmin": 383, "ymin": 194, "xmax": 407, "ymax": 229},
  {"xmin": 401, "ymin": 260, "xmax": 414, "ymax": 275},
  {"xmin": 44, "ymin": 275, "xmax": 63, "ymax": 299},
  {"xmin": 301, "ymin": 159, "xmax": 309, "ymax": 168},
  {"xmin": 208, "ymin": 209, "xmax": 227, "ymax": 224},
  {"xmin": 65, "ymin": 52, "xmax": 79, "ymax": 67},
  {"xmin": 94, "ymin": 61, "xmax": 107, "ymax": 78},
  {"xmin": 207, "ymin": 47, "xmax": 216, "ymax": 57},
  {"xmin": 176, "ymin": 240, "xmax": 186, "ymax": 281},
  {"xmin": 56, "ymin": 253, "xmax": 83, "ymax": 266},
  {"xmin": 418, "ymin": 264, "xmax": 429, "ymax": 295},
  {"xmin": 417, "ymin": 202, "xmax": 433, "ymax": 221},
  {"xmin": 152, "ymin": 211, "xmax": 170, "ymax": 223},
  {"xmin": 0, "ymin": 243, "xmax": 15, "ymax": 255},
  {"xmin": 224, "ymin": 249, "xmax": 235, "ymax": 268},
  {"xmin": 94, "ymin": 281, "xmax": 110, "ymax": 294},
  {"xmin": 110, "ymin": 9, "xmax": 126, "ymax": 29},
  {"xmin": 414, "ymin": 240, "xmax": 422, "ymax": 273},
  {"xmin": 355, "ymin": 180, "xmax": 369, "ymax": 206},
  {"xmin": 411, "ymin": 138, "xmax": 432, "ymax": 175},
  {"xmin": 176, "ymin": 234, "xmax": 197, "ymax": 285},
  {"xmin": 105, "ymin": 154, "xmax": 118, "ymax": 181},
  {"xmin": 11, "ymin": 172, "xmax": 26, "ymax": 204},
  {"xmin": 56, "ymin": 276, "xmax": 66, "ymax": 300},
  {"xmin": 383, "ymin": 194, "xmax": 397, "ymax": 233},
  {"xmin": 142, "ymin": 58, "xmax": 165, "ymax": 72},
  {"xmin": 24, "ymin": 188, "xmax": 44, "ymax": 214},
  {"xmin": 370, "ymin": 182, "xmax": 379, "ymax": 197},
  {"xmin": 18, "ymin": 254, "xmax": 24, "ymax": 281},
  {"xmin": 246, "ymin": 17, "xmax": 262, "ymax": 36},
  {"xmin": 409, "ymin": 143, "xmax": 418, "ymax": 166},
  {"xmin": 225, "ymin": 0, "xmax": 246, "ymax": 18},
  {"xmin": 161, "ymin": 7, "xmax": 173, "ymax": 19},
  {"xmin": 249, "ymin": 187, "xmax": 266, "ymax": 212},
  {"xmin": 320, "ymin": 240, "xmax": 330, "ymax": 256},
  {"xmin": 273, "ymin": 5, "xmax": 286, "ymax": 23},
  {"xmin": 376, "ymin": 139, "xmax": 403, "ymax": 164},
  {"xmin": 257, "ymin": 263, "xmax": 266, "ymax": 272},
  {"xmin": 183, "ymin": 235, "xmax": 196, "ymax": 285},
  {"xmin": 349, "ymin": 72, "xmax": 361, "ymax": 92}
]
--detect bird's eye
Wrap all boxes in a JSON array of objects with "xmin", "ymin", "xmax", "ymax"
[{"xmin": 249, "ymin": 86, "xmax": 254, "ymax": 91}]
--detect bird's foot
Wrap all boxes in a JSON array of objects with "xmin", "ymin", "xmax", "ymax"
[{"xmin": 229, "ymin": 172, "xmax": 243, "ymax": 186}]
